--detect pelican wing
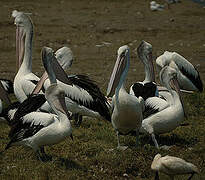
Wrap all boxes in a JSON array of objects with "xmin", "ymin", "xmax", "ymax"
[
  {"xmin": 161, "ymin": 156, "xmax": 196, "ymax": 174},
  {"xmin": 8, "ymin": 112, "xmax": 55, "ymax": 141},
  {"xmin": 143, "ymin": 97, "xmax": 169, "ymax": 118},
  {"xmin": 64, "ymin": 75, "xmax": 111, "ymax": 121},
  {"xmin": 131, "ymin": 82, "xmax": 157, "ymax": 100},
  {"xmin": 0, "ymin": 79, "xmax": 14, "ymax": 94},
  {"xmin": 12, "ymin": 94, "xmax": 47, "ymax": 125}
]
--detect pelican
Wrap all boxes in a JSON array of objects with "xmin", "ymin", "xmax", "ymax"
[
  {"xmin": 156, "ymin": 51, "xmax": 203, "ymax": 92},
  {"xmin": 151, "ymin": 153, "xmax": 199, "ymax": 180},
  {"xmin": 130, "ymin": 41, "xmax": 158, "ymax": 100},
  {"xmin": 33, "ymin": 47, "xmax": 111, "ymax": 122},
  {"xmin": 5, "ymin": 47, "xmax": 72, "ymax": 161},
  {"xmin": 107, "ymin": 45, "xmax": 143, "ymax": 150},
  {"xmin": 12, "ymin": 10, "xmax": 48, "ymax": 103},
  {"xmin": 140, "ymin": 64, "xmax": 184, "ymax": 149},
  {"xmin": 129, "ymin": 41, "xmax": 168, "ymax": 118}
]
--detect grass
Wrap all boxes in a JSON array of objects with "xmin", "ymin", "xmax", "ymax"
[{"xmin": 0, "ymin": 91, "xmax": 205, "ymax": 180}]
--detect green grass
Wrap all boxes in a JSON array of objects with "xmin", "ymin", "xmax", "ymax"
[{"xmin": 0, "ymin": 91, "xmax": 205, "ymax": 179}]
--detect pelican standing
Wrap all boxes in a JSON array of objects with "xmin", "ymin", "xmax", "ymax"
[
  {"xmin": 107, "ymin": 45, "xmax": 143, "ymax": 150},
  {"xmin": 140, "ymin": 64, "xmax": 184, "ymax": 149},
  {"xmin": 151, "ymin": 153, "xmax": 199, "ymax": 180},
  {"xmin": 5, "ymin": 47, "xmax": 72, "ymax": 161},
  {"xmin": 33, "ymin": 47, "xmax": 111, "ymax": 122},
  {"xmin": 130, "ymin": 40, "xmax": 158, "ymax": 100},
  {"xmin": 12, "ymin": 10, "xmax": 47, "ymax": 102},
  {"xmin": 156, "ymin": 51, "xmax": 203, "ymax": 92},
  {"xmin": 129, "ymin": 41, "xmax": 168, "ymax": 117}
]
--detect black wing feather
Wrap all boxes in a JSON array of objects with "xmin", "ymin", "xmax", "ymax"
[
  {"xmin": 6, "ymin": 119, "xmax": 45, "ymax": 149},
  {"xmin": 0, "ymin": 78, "xmax": 14, "ymax": 94},
  {"xmin": 179, "ymin": 65, "xmax": 203, "ymax": 92},
  {"xmin": 67, "ymin": 74, "xmax": 111, "ymax": 121},
  {"xmin": 132, "ymin": 82, "xmax": 157, "ymax": 100},
  {"xmin": 12, "ymin": 94, "xmax": 46, "ymax": 125}
]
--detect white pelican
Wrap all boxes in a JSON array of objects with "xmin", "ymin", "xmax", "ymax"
[
  {"xmin": 156, "ymin": 51, "xmax": 203, "ymax": 92},
  {"xmin": 33, "ymin": 47, "xmax": 111, "ymax": 122},
  {"xmin": 12, "ymin": 10, "xmax": 47, "ymax": 102},
  {"xmin": 129, "ymin": 41, "xmax": 168, "ymax": 119},
  {"xmin": 5, "ymin": 47, "xmax": 72, "ymax": 161},
  {"xmin": 140, "ymin": 64, "xmax": 184, "ymax": 149},
  {"xmin": 151, "ymin": 153, "xmax": 199, "ymax": 180},
  {"xmin": 130, "ymin": 41, "xmax": 159, "ymax": 100},
  {"xmin": 107, "ymin": 45, "xmax": 143, "ymax": 150}
]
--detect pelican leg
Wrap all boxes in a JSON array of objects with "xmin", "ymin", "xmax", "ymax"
[
  {"xmin": 187, "ymin": 173, "xmax": 195, "ymax": 180},
  {"xmin": 74, "ymin": 114, "xmax": 83, "ymax": 127},
  {"xmin": 36, "ymin": 149, "xmax": 45, "ymax": 162},
  {"xmin": 151, "ymin": 133, "xmax": 159, "ymax": 149},
  {"xmin": 40, "ymin": 147, "xmax": 51, "ymax": 161},
  {"xmin": 116, "ymin": 131, "xmax": 128, "ymax": 151},
  {"xmin": 154, "ymin": 171, "xmax": 159, "ymax": 180}
]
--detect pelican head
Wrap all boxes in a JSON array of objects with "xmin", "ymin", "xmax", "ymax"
[
  {"xmin": 55, "ymin": 47, "xmax": 74, "ymax": 70},
  {"xmin": 137, "ymin": 40, "xmax": 155, "ymax": 82},
  {"xmin": 160, "ymin": 65, "xmax": 179, "ymax": 93},
  {"xmin": 107, "ymin": 45, "xmax": 130, "ymax": 97},
  {"xmin": 32, "ymin": 47, "xmax": 72, "ymax": 94},
  {"xmin": 12, "ymin": 10, "xmax": 33, "ymax": 69},
  {"xmin": 41, "ymin": 47, "xmax": 70, "ymax": 118}
]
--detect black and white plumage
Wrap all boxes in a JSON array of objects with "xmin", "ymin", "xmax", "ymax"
[
  {"xmin": 130, "ymin": 41, "xmax": 158, "ymax": 101},
  {"xmin": 156, "ymin": 51, "xmax": 203, "ymax": 92},
  {"xmin": 0, "ymin": 79, "xmax": 14, "ymax": 94},
  {"xmin": 1, "ymin": 94, "xmax": 46, "ymax": 126},
  {"xmin": 5, "ymin": 47, "xmax": 73, "ymax": 161},
  {"xmin": 151, "ymin": 154, "xmax": 199, "ymax": 180},
  {"xmin": 140, "ymin": 65, "xmax": 184, "ymax": 149},
  {"xmin": 33, "ymin": 47, "xmax": 111, "ymax": 123}
]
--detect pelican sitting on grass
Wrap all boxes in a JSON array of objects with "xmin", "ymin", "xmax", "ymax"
[{"xmin": 151, "ymin": 153, "xmax": 199, "ymax": 180}]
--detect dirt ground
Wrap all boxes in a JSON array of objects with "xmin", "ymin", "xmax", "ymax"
[
  {"xmin": 0, "ymin": 0, "xmax": 204, "ymax": 90},
  {"xmin": 0, "ymin": 0, "xmax": 205, "ymax": 179}
]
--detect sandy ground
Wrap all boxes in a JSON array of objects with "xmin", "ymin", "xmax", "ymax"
[{"xmin": 0, "ymin": 0, "xmax": 204, "ymax": 92}]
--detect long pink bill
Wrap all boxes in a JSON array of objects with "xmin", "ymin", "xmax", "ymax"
[
  {"xmin": 107, "ymin": 53, "xmax": 126, "ymax": 97},
  {"xmin": 51, "ymin": 56, "xmax": 72, "ymax": 86},
  {"xmin": 16, "ymin": 26, "xmax": 25, "ymax": 72},
  {"xmin": 32, "ymin": 71, "xmax": 48, "ymax": 94}
]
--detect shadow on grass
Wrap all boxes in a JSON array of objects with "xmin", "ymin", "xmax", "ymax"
[
  {"xmin": 139, "ymin": 133, "xmax": 198, "ymax": 147},
  {"xmin": 54, "ymin": 156, "xmax": 87, "ymax": 172}
]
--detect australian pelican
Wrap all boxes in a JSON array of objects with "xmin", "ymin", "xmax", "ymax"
[
  {"xmin": 5, "ymin": 47, "xmax": 73, "ymax": 161},
  {"xmin": 156, "ymin": 51, "xmax": 203, "ymax": 92},
  {"xmin": 140, "ymin": 64, "xmax": 184, "ymax": 149},
  {"xmin": 151, "ymin": 153, "xmax": 199, "ymax": 180},
  {"xmin": 32, "ymin": 47, "xmax": 111, "ymax": 123},
  {"xmin": 107, "ymin": 45, "xmax": 143, "ymax": 150}
]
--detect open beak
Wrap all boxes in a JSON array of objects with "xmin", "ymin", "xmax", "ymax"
[
  {"xmin": 107, "ymin": 50, "xmax": 127, "ymax": 97},
  {"xmin": 0, "ymin": 81, "xmax": 11, "ymax": 105},
  {"xmin": 16, "ymin": 26, "xmax": 25, "ymax": 71}
]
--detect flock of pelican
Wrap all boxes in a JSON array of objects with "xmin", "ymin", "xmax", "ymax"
[{"xmin": 0, "ymin": 10, "xmax": 203, "ymax": 179}]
